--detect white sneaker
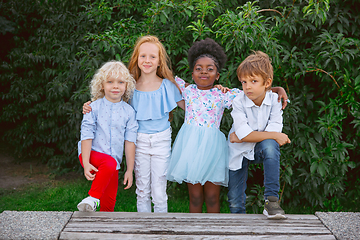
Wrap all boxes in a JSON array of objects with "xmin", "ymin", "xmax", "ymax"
[{"xmin": 77, "ymin": 196, "xmax": 100, "ymax": 212}]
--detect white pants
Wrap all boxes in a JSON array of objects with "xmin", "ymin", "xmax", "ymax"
[{"xmin": 135, "ymin": 127, "xmax": 171, "ymax": 213}]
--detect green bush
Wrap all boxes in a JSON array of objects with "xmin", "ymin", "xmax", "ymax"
[{"xmin": 1, "ymin": 0, "xmax": 359, "ymax": 212}]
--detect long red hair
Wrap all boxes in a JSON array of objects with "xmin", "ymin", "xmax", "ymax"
[{"xmin": 128, "ymin": 35, "xmax": 180, "ymax": 92}]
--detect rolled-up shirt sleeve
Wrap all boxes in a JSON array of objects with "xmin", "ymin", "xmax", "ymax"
[
  {"xmin": 80, "ymin": 105, "xmax": 96, "ymax": 141},
  {"xmin": 231, "ymin": 96, "xmax": 253, "ymax": 140},
  {"xmin": 124, "ymin": 107, "xmax": 138, "ymax": 144},
  {"xmin": 264, "ymin": 96, "xmax": 283, "ymax": 133}
]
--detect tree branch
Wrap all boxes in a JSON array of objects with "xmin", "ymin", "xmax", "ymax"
[
  {"xmin": 257, "ymin": 9, "xmax": 284, "ymax": 18},
  {"xmin": 306, "ymin": 68, "xmax": 341, "ymax": 89}
]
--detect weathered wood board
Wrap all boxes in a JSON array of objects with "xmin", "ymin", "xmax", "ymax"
[{"xmin": 60, "ymin": 212, "xmax": 335, "ymax": 239}]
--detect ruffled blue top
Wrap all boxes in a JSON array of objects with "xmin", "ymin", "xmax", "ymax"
[{"xmin": 130, "ymin": 79, "xmax": 182, "ymax": 134}]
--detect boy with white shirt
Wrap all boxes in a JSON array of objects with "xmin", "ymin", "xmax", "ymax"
[{"xmin": 227, "ymin": 51, "xmax": 291, "ymax": 219}]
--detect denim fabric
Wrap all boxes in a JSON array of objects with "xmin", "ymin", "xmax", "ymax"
[{"xmin": 228, "ymin": 139, "xmax": 280, "ymax": 213}]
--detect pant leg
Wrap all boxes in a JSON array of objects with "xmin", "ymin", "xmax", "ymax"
[
  {"xmin": 99, "ymin": 170, "xmax": 119, "ymax": 212},
  {"xmin": 134, "ymin": 133, "xmax": 152, "ymax": 212},
  {"xmin": 254, "ymin": 139, "xmax": 280, "ymax": 199},
  {"xmin": 150, "ymin": 128, "xmax": 171, "ymax": 213},
  {"xmin": 79, "ymin": 151, "xmax": 118, "ymax": 209},
  {"xmin": 227, "ymin": 158, "xmax": 249, "ymax": 214}
]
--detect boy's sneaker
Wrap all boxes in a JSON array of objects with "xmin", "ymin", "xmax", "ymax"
[
  {"xmin": 77, "ymin": 196, "xmax": 100, "ymax": 212},
  {"xmin": 263, "ymin": 196, "xmax": 286, "ymax": 219}
]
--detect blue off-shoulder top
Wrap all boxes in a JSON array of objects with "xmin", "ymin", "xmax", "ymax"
[{"xmin": 130, "ymin": 79, "xmax": 182, "ymax": 134}]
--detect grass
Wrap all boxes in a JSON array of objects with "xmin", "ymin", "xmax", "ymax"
[
  {"xmin": 1, "ymin": 174, "xmax": 359, "ymax": 213},
  {"xmin": 0, "ymin": 176, "xmax": 229, "ymax": 213}
]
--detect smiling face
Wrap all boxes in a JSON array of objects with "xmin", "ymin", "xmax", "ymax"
[
  {"xmin": 192, "ymin": 56, "xmax": 220, "ymax": 90},
  {"xmin": 239, "ymin": 74, "xmax": 272, "ymax": 106},
  {"xmin": 102, "ymin": 75, "xmax": 126, "ymax": 103},
  {"xmin": 137, "ymin": 42, "xmax": 160, "ymax": 76}
]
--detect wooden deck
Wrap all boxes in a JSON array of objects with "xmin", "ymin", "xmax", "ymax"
[{"xmin": 59, "ymin": 212, "xmax": 335, "ymax": 239}]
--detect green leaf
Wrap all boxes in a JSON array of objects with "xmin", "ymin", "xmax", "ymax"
[
  {"xmin": 348, "ymin": 161, "xmax": 356, "ymax": 169},
  {"xmin": 160, "ymin": 14, "xmax": 167, "ymax": 24},
  {"xmin": 309, "ymin": 142, "xmax": 320, "ymax": 158},
  {"xmin": 310, "ymin": 161, "xmax": 318, "ymax": 174},
  {"xmin": 317, "ymin": 162, "xmax": 327, "ymax": 177}
]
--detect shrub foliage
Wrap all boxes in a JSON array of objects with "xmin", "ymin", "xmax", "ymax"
[{"xmin": 1, "ymin": 0, "xmax": 359, "ymax": 211}]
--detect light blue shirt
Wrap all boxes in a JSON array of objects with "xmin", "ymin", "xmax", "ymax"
[
  {"xmin": 130, "ymin": 79, "xmax": 182, "ymax": 134},
  {"xmin": 78, "ymin": 97, "xmax": 138, "ymax": 170},
  {"xmin": 228, "ymin": 91, "xmax": 283, "ymax": 170}
]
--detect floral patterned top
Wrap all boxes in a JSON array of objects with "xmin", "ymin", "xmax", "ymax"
[{"xmin": 176, "ymin": 76, "xmax": 241, "ymax": 129}]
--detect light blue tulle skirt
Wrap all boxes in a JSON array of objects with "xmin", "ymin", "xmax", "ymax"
[{"xmin": 167, "ymin": 123, "xmax": 229, "ymax": 186}]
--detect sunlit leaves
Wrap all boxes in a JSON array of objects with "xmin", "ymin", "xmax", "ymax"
[{"xmin": 303, "ymin": 0, "xmax": 330, "ymax": 26}]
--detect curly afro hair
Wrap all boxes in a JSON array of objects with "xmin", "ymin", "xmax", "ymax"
[{"xmin": 188, "ymin": 38, "xmax": 227, "ymax": 71}]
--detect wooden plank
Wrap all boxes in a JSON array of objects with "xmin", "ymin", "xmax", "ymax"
[
  {"xmin": 69, "ymin": 218, "xmax": 323, "ymax": 225},
  {"xmin": 66, "ymin": 220, "xmax": 325, "ymax": 229},
  {"xmin": 60, "ymin": 212, "xmax": 335, "ymax": 240},
  {"xmin": 63, "ymin": 225, "xmax": 332, "ymax": 235},
  {"xmin": 72, "ymin": 211, "xmax": 319, "ymax": 220},
  {"xmin": 60, "ymin": 232, "xmax": 335, "ymax": 240}
]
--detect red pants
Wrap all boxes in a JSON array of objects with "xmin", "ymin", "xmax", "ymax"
[{"xmin": 79, "ymin": 151, "xmax": 119, "ymax": 212}]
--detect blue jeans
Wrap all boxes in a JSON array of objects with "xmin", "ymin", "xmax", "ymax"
[{"xmin": 228, "ymin": 139, "xmax": 280, "ymax": 214}]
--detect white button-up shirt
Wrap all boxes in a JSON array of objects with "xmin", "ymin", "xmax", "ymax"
[
  {"xmin": 228, "ymin": 91, "xmax": 283, "ymax": 171},
  {"xmin": 78, "ymin": 97, "xmax": 138, "ymax": 170}
]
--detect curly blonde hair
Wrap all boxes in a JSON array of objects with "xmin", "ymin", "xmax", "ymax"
[
  {"xmin": 237, "ymin": 51, "xmax": 273, "ymax": 91},
  {"xmin": 90, "ymin": 61, "xmax": 136, "ymax": 102}
]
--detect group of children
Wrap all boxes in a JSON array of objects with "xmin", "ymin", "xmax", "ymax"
[{"xmin": 78, "ymin": 35, "xmax": 290, "ymax": 219}]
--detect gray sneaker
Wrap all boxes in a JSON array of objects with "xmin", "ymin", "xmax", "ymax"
[{"xmin": 263, "ymin": 196, "xmax": 286, "ymax": 219}]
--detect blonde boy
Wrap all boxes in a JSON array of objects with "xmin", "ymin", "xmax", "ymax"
[
  {"xmin": 227, "ymin": 51, "xmax": 291, "ymax": 219},
  {"xmin": 77, "ymin": 61, "xmax": 138, "ymax": 212}
]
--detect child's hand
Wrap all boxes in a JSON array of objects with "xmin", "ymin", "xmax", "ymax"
[
  {"xmin": 271, "ymin": 87, "xmax": 289, "ymax": 110},
  {"xmin": 274, "ymin": 132, "xmax": 291, "ymax": 146},
  {"xmin": 276, "ymin": 87, "xmax": 289, "ymax": 110},
  {"xmin": 229, "ymin": 132, "xmax": 243, "ymax": 143},
  {"xmin": 83, "ymin": 101, "xmax": 92, "ymax": 114},
  {"xmin": 123, "ymin": 170, "xmax": 133, "ymax": 189},
  {"xmin": 214, "ymin": 84, "xmax": 230, "ymax": 93},
  {"xmin": 83, "ymin": 163, "xmax": 98, "ymax": 181}
]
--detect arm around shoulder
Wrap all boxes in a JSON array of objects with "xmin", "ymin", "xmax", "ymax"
[
  {"xmin": 271, "ymin": 86, "xmax": 288, "ymax": 109},
  {"xmin": 177, "ymin": 100, "xmax": 185, "ymax": 110}
]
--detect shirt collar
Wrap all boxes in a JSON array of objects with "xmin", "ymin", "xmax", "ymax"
[
  {"xmin": 244, "ymin": 91, "xmax": 272, "ymax": 108},
  {"xmin": 102, "ymin": 96, "xmax": 123, "ymax": 105}
]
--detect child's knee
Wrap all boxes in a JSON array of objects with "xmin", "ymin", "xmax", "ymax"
[
  {"xmin": 101, "ymin": 161, "xmax": 117, "ymax": 175},
  {"xmin": 189, "ymin": 193, "xmax": 204, "ymax": 207},
  {"xmin": 261, "ymin": 139, "xmax": 279, "ymax": 148},
  {"xmin": 258, "ymin": 139, "xmax": 280, "ymax": 157},
  {"xmin": 204, "ymin": 193, "xmax": 219, "ymax": 207}
]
